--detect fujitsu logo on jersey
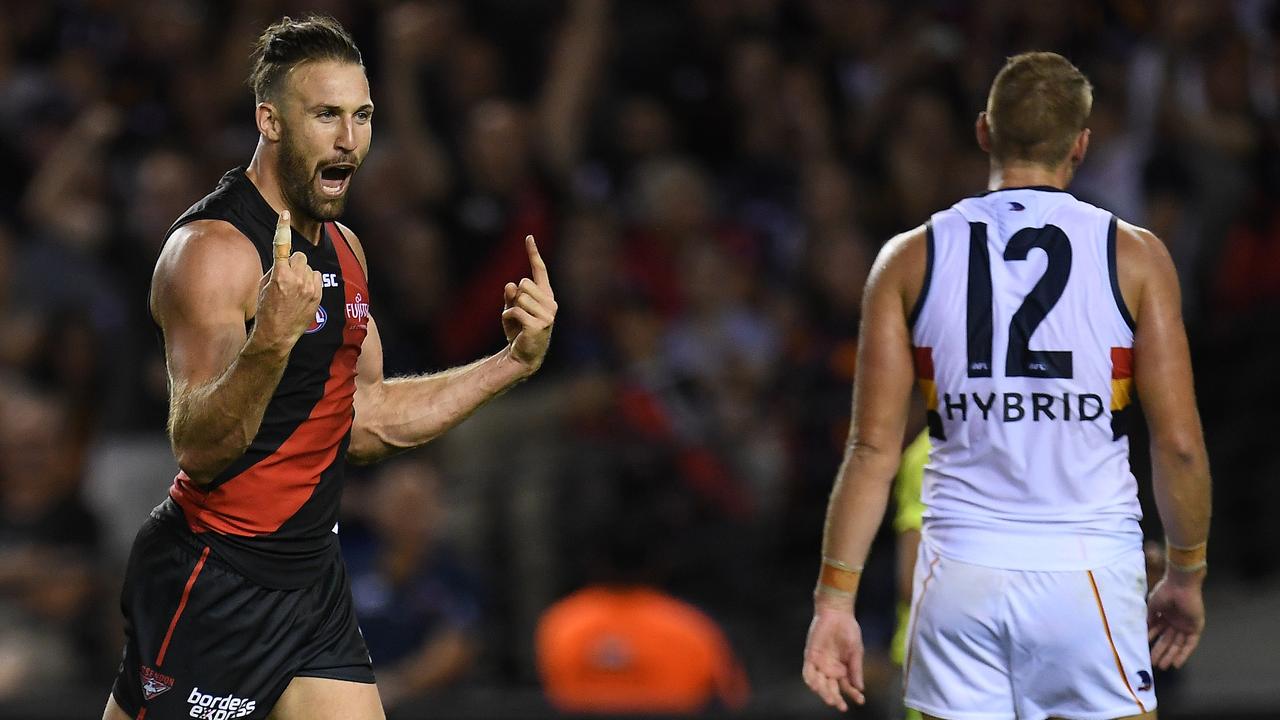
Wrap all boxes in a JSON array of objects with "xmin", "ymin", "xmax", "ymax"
[
  {"xmin": 186, "ymin": 687, "xmax": 256, "ymax": 718},
  {"xmin": 346, "ymin": 292, "xmax": 369, "ymax": 324}
]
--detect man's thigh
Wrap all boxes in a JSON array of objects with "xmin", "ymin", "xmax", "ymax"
[
  {"xmin": 102, "ymin": 694, "xmax": 133, "ymax": 720},
  {"xmin": 1008, "ymin": 551, "xmax": 1156, "ymax": 719},
  {"xmin": 904, "ymin": 544, "xmax": 1017, "ymax": 719},
  {"xmin": 267, "ymin": 677, "xmax": 384, "ymax": 720}
]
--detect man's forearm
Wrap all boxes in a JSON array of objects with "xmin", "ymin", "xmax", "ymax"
[
  {"xmin": 816, "ymin": 443, "xmax": 900, "ymax": 608},
  {"xmin": 170, "ymin": 339, "xmax": 290, "ymax": 484},
  {"xmin": 1151, "ymin": 442, "xmax": 1212, "ymax": 552},
  {"xmin": 349, "ymin": 349, "xmax": 530, "ymax": 464}
]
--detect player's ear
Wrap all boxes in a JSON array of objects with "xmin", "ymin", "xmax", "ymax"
[
  {"xmin": 975, "ymin": 112, "xmax": 992, "ymax": 154},
  {"xmin": 1069, "ymin": 128, "xmax": 1090, "ymax": 167},
  {"xmin": 256, "ymin": 102, "xmax": 283, "ymax": 142}
]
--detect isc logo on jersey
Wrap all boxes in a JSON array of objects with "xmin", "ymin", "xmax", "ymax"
[{"xmin": 186, "ymin": 687, "xmax": 256, "ymax": 719}]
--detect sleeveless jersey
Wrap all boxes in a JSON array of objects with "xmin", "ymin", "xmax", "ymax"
[
  {"xmin": 910, "ymin": 186, "xmax": 1139, "ymax": 570},
  {"xmin": 152, "ymin": 167, "xmax": 370, "ymax": 589}
]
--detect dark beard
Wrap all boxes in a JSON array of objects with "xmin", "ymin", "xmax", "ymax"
[{"xmin": 278, "ymin": 128, "xmax": 347, "ymax": 222}]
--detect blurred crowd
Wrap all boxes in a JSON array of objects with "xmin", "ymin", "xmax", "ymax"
[{"xmin": 1, "ymin": 0, "xmax": 1278, "ymax": 716}]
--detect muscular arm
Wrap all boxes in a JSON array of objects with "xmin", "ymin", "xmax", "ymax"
[
  {"xmin": 802, "ymin": 228, "xmax": 924, "ymax": 711},
  {"xmin": 1118, "ymin": 221, "xmax": 1210, "ymax": 670},
  {"xmin": 347, "ymin": 318, "xmax": 532, "ymax": 464},
  {"xmin": 1117, "ymin": 222, "xmax": 1212, "ymax": 555},
  {"xmin": 154, "ymin": 216, "xmax": 321, "ymax": 485},
  {"xmin": 817, "ymin": 226, "xmax": 926, "ymax": 608},
  {"xmin": 341, "ymin": 226, "xmax": 554, "ymax": 464}
]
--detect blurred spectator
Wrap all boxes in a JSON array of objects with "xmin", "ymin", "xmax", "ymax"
[
  {"xmin": 340, "ymin": 457, "xmax": 481, "ymax": 709},
  {"xmin": 372, "ymin": 0, "xmax": 611, "ymax": 366},
  {"xmin": 0, "ymin": 380, "xmax": 104, "ymax": 698},
  {"xmin": 623, "ymin": 155, "xmax": 757, "ymax": 318},
  {"xmin": 777, "ymin": 225, "xmax": 874, "ymax": 550},
  {"xmin": 360, "ymin": 212, "xmax": 457, "ymax": 375},
  {"xmin": 0, "ymin": 222, "xmax": 43, "ymax": 372},
  {"xmin": 536, "ymin": 506, "xmax": 749, "ymax": 715},
  {"xmin": 546, "ymin": 205, "xmax": 624, "ymax": 372}
]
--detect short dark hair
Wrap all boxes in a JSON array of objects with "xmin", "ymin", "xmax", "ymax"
[
  {"xmin": 247, "ymin": 15, "xmax": 363, "ymax": 103},
  {"xmin": 985, "ymin": 52, "xmax": 1093, "ymax": 166}
]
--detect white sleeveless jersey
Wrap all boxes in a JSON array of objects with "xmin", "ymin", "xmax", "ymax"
[{"xmin": 911, "ymin": 187, "xmax": 1140, "ymax": 570}]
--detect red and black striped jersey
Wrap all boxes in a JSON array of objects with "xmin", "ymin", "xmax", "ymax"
[{"xmin": 152, "ymin": 167, "xmax": 370, "ymax": 589}]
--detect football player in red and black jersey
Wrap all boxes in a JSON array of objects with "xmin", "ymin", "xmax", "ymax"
[{"xmin": 104, "ymin": 15, "xmax": 556, "ymax": 720}]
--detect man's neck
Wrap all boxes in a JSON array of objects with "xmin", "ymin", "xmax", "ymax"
[
  {"xmin": 987, "ymin": 161, "xmax": 1073, "ymax": 192},
  {"xmin": 245, "ymin": 146, "xmax": 324, "ymax": 246}
]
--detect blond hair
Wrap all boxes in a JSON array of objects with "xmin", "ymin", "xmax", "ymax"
[{"xmin": 986, "ymin": 52, "xmax": 1093, "ymax": 166}]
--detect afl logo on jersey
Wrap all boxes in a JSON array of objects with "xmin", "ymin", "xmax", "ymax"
[{"xmin": 305, "ymin": 306, "xmax": 327, "ymax": 334}]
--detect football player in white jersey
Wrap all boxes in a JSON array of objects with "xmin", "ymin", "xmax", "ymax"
[{"xmin": 801, "ymin": 52, "xmax": 1210, "ymax": 720}]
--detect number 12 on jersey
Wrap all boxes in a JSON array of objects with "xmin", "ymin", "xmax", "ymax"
[{"xmin": 967, "ymin": 223, "xmax": 1073, "ymax": 379}]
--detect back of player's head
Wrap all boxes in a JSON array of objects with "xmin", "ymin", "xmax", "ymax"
[
  {"xmin": 248, "ymin": 15, "xmax": 363, "ymax": 103},
  {"xmin": 985, "ymin": 52, "xmax": 1093, "ymax": 167}
]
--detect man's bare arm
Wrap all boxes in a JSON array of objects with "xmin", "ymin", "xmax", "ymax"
[
  {"xmin": 1118, "ymin": 222, "xmax": 1212, "ymax": 555},
  {"xmin": 341, "ymin": 227, "xmax": 555, "ymax": 465},
  {"xmin": 816, "ymin": 226, "xmax": 926, "ymax": 609},
  {"xmin": 1119, "ymin": 220, "xmax": 1211, "ymax": 670},
  {"xmin": 154, "ymin": 213, "xmax": 322, "ymax": 484},
  {"xmin": 347, "ymin": 317, "xmax": 535, "ymax": 464},
  {"xmin": 802, "ymin": 227, "xmax": 925, "ymax": 711}
]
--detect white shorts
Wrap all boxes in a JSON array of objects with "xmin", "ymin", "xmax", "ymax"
[{"xmin": 903, "ymin": 540, "xmax": 1156, "ymax": 720}]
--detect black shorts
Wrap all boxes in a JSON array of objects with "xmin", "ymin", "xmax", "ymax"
[{"xmin": 110, "ymin": 516, "xmax": 374, "ymax": 720}]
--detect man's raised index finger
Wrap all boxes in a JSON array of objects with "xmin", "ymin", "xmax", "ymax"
[
  {"xmin": 526, "ymin": 234, "xmax": 549, "ymax": 287},
  {"xmin": 274, "ymin": 210, "xmax": 292, "ymax": 263}
]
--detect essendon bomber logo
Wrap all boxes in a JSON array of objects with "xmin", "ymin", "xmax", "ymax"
[{"xmin": 140, "ymin": 666, "xmax": 174, "ymax": 700}]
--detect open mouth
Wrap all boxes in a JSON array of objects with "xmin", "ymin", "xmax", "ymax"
[{"xmin": 318, "ymin": 164, "xmax": 355, "ymax": 196}]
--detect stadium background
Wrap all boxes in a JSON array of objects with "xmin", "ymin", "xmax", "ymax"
[{"xmin": 0, "ymin": 0, "xmax": 1277, "ymax": 718}]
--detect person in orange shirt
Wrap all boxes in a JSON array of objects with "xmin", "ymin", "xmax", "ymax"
[{"xmin": 535, "ymin": 515, "xmax": 749, "ymax": 714}]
